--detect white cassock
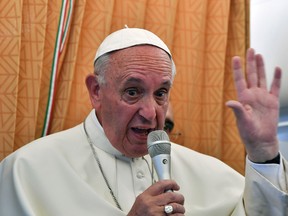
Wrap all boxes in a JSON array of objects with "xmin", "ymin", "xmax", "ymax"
[{"xmin": 0, "ymin": 110, "xmax": 287, "ymax": 216}]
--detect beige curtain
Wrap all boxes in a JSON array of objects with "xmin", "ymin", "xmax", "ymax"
[{"xmin": 0, "ymin": 0, "xmax": 249, "ymax": 174}]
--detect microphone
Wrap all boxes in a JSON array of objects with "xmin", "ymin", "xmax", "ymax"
[{"xmin": 147, "ymin": 130, "xmax": 171, "ymax": 181}]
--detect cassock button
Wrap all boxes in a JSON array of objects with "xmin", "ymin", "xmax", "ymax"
[{"xmin": 136, "ymin": 171, "xmax": 144, "ymax": 179}]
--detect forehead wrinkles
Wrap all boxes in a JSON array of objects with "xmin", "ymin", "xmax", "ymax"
[
  {"xmin": 108, "ymin": 46, "xmax": 173, "ymax": 81},
  {"xmin": 122, "ymin": 52, "xmax": 171, "ymax": 73},
  {"xmin": 126, "ymin": 55, "xmax": 171, "ymax": 72}
]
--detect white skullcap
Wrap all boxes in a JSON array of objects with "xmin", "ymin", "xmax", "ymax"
[{"xmin": 94, "ymin": 27, "xmax": 172, "ymax": 63}]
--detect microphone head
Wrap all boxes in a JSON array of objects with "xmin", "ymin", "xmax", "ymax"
[{"xmin": 147, "ymin": 130, "xmax": 171, "ymax": 158}]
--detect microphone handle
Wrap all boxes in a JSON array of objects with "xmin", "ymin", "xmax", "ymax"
[
  {"xmin": 152, "ymin": 154, "xmax": 171, "ymax": 180},
  {"xmin": 152, "ymin": 154, "xmax": 173, "ymax": 192}
]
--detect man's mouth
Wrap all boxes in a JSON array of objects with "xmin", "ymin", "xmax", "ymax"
[{"xmin": 131, "ymin": 127, "xmax": 155, "ymax": 135}]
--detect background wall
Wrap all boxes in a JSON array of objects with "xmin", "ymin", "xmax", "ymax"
[{"xmin": 251, "ymin": 0, "xmax": 288, "ymax": 159}]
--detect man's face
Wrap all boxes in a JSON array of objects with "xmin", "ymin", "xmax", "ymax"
[{"xmin": 96, "ymin": 45, "xmax": 173, "ymax": 158}]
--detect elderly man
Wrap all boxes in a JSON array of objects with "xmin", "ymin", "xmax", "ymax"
[{"xmin": 0, "ymin": 28, "xmax": 287, "ymax": 216}]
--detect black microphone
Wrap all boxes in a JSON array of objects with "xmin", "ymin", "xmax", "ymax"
[{"xmin": 147, "ymin": 130, "xmax": 171, "ymax": 181}]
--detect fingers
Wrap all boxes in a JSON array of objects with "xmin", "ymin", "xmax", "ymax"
[
  {"xmin": 162, "ymin": 190, "xmax": 185, "ymax": 205},
  {"xmin": 246, "ymin": 48, "xmax": 258, "ymax": 88},
  {"xmin": 255, "ymin": 54, "xmax": 267, "ymax": 89},
  {"xmin": 254, "ymin": 51, "xmax": 282, "ymax": 97},
  {"xmin": 129, "ymin": 180, "xmax": 185, "ymax": 216},
  {"xmin": 245, "ymin": 48, "xmax": 281, "ymax": 96},
  {"xmin": 232, "ymin": 48, "xmax": 274, "ymax": 93},
  {"xmin": 164, "ymin": 203, "xmax": 185, "ymax": 215},
  {"xmin": 270, "ymin": 66, "xmax": 282, "ymax": 97},
  {"xmin": 232, "ymin": 56, "xmax": 246, "ymax": 96},
  {"xmin": 149, "ymin": 180, "xmax": 184, "ymax": 213},
  {"xmin": 246, "ymin": 48, "xmax": 268, "ymax": 89},
  {"xmin": 148, "ymin": 180, "xmax": 180, "ymax": 196},
  {"xmin": 161, "ymin": 192, "xmax": 185, "ymax": 215}
]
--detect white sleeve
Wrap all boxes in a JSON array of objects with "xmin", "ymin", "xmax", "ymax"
[
  {"xmin": 247, "ymin": 153, "xmax": 287, "ymax": 191},
  {"xmin": 244, "ymin": 154, "xmax": 288, "ymax": 215}
]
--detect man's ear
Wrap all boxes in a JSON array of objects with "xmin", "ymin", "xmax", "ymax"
[{"xmin": 85, "ymin": 74, "xmax": 101, "ymax": 109}]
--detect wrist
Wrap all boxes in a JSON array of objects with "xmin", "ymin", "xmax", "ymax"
[
  {"xmin": 255, "ymin": 153, "xmax": 280, "ymax": 164},
  {"xmin": 246, "ymin": 141, "xmax": 279, "ymax": 163}
]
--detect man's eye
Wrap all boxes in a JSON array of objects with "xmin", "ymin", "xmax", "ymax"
[
  {"xmin": 122, "ymin": 88, "xmax": 142, "ymax": 104},
  {"xmin": 155, "ymin": 90, "xmax": 167, "ymax": 98},
  {"xmin": 155, "ymin": 89, "xmax": 168, "ymax": 104},
  {"xmin": 126, "ymin": 88, "xmax": 138, "ymax": 97}
]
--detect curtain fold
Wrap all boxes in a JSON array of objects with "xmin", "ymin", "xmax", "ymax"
[{"xmin": 0, "ymin": 0, "xmax": 249, "ymax": 174}]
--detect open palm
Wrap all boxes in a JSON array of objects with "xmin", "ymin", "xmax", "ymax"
[{"xmin": 226, "ymin": 48, "xmax": 282, "ymax": 162}]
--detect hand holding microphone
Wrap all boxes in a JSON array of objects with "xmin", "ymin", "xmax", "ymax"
[
  {"xmin": 147, "ymin": 130, "xmax": 185, "ymax": 215},
  {"xmin": 147, "ymin": 130, "xmax": 172, "ymax": 182},
  {"xmin": 128, "ymin": 130, "xmax": 185, "ymax": 215}
]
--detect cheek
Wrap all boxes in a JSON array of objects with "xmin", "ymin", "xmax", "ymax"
[
  {"xmin": 103, "ymin": 105, "xmax": 137, "ymax": 147},
  {"xmin": 160, "ymin": 104, "xmax": 169, "ymax": 116},
  {"xmin": 103, "ymin": 101, "xmax": 136, "ymax": 130},
  {"xmin": 158, "ymin": 116, "xmax": 166, "ymax": 129}
]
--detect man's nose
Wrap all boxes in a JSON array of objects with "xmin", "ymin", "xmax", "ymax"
[{"xmin": 138, "ymin": 97, "xmax": 157, "ymax": 121}]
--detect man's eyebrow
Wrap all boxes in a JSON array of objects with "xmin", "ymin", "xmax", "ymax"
[
  {"xmin": 124, "ymin": 77, "xmax": 143, "ymax": 84},
  {"xmin": 162, "ymin": 80, "xmax": 172, "ymax": 87},
  {"xmin": 124, "ymin": 77, "xmax": 172, "ymax": 87}
]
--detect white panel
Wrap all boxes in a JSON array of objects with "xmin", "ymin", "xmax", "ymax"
[
  {"xmin": 280, "ymin": 142, "xmax": 288, "ymax": 160},
  {"xmin": 251, "ymin": 0, "xmax": 288, "ymax": 108}
]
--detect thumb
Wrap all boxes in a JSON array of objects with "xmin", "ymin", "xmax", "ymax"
[{"xmin": 226, "ymin": 100, "xmax": 246, "ymax": 120}]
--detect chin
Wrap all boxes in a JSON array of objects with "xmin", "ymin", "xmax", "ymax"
[{"xmin": 125, "ymin": 148, "xmax": 148, "ymax": 158}]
